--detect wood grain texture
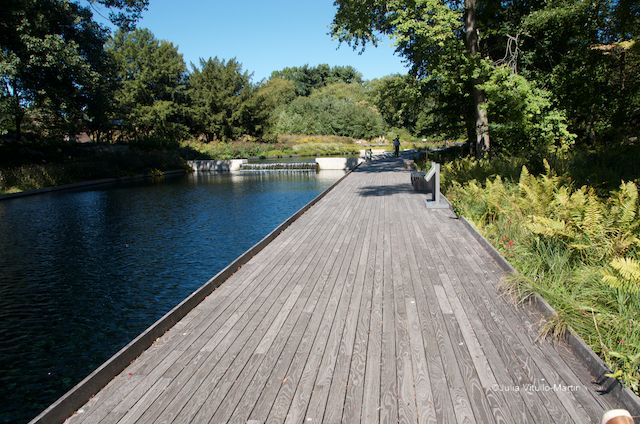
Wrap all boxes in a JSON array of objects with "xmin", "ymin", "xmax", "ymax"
[{"xmin": 63, "ymin": 158, "xmax": 614, "ymax": 424}]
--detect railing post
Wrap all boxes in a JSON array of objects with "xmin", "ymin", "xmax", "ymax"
[{"xmin": 424, "ymin": 162, "xmax": 448, "ymax": 209}]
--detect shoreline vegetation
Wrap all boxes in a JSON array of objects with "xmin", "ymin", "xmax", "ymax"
[
  {"xmin": 0, "ymin": 135, "xmax": 446, "ymax": 194},
  {"xmin": 437, "ymin": 156, "xmax": 640, "ymax": 395}
]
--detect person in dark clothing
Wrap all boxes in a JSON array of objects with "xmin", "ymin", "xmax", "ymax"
[{"xmin": 393, "ymin": 136, "xmax": 400, "ymax": 157}]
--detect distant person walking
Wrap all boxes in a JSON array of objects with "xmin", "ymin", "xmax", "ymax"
[{"xmin": 393, "ymin": 136, "xmax": 400, "ymax": 157}]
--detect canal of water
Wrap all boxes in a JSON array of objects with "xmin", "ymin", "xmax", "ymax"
[{"xmin": 0, "ymin": 170, "xmax": 344, "ymax": 423}]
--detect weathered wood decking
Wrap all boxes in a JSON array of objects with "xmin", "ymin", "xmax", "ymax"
[{"xmin": 66, "ymin": 158, "xmax": 615, "ymax": 423}]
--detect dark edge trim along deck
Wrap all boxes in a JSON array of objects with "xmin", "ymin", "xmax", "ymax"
[
  {"xmin": 0, "ymin": 169, "xmax": 188, "ymax": 201},
  {"xmin": 455, "ymin": 211, "xmax": 640, "ymax": 417},
  {"xmin": 28, "ymin": 165, "xmax": 359, "ymax": 424}
]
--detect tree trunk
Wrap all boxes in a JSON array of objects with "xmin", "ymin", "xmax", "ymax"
[{"xmin": 464, "ymin": 0, "xmax": 491, "ymax": 157}]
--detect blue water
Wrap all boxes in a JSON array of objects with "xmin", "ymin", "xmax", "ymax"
[{"xmin": 0, "ymin": 171, "xmax": 344, "ymax": 423}]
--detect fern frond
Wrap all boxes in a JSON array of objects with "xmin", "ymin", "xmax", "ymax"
[
  {"xmin": 526, "ymin": 216, "xmax": 573, "ymax": 238},
  {"xmin": 613, "ymin": 182, "xmax": 638, "ymax": 228},
  {"xmin": 602, "ymin": 257, "xmax": 640, "ymax": 294},
  {"xmin": 582, "ymin": 194, "xmax": 605, "ymax": 239},
  {"xmin": 611, "ymin": 257, "xmax": 640, "ymax": 281}
]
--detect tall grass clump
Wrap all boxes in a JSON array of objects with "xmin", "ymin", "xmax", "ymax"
[{"xmin": 446, "ymin": 160, "xmax": 640, "ymax": 394}]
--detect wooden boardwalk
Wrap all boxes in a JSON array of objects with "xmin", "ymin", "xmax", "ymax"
[{"xmin": 66, "ymin": 158, "xmax": 615, "ymax": 424}]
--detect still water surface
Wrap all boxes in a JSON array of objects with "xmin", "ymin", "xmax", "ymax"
[{"xmin": 0, "ymin": 170, "xmax": 344, "ymax": 423}]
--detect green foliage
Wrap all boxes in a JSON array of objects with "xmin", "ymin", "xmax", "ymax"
[
  {"xmin": 333, "ymin": 0, "xmax": 640, "ymax": 153},
  {"xmin": 180, "ymin": 137, "xmax": 360, "ymax": 161},
  {"xmin": 480, "ymin": 65, "xmax": 575, "ymax": 156},
  {"xmin": 252, "ymin": 78, "xmax": 297, "ymax": 140},
  {"xmin": 188, "ymin": 57, "xmax": 256, "ymax": 142},
  {"xmin": 89, "ymin": 0, "xmax": 149, "ymax": 30},
  {"xmin": 603, "ymin": 258, "xmax": 640, "ymax": 294},
  {"xmin": 446, "ymin": 161, "xmax": 640, "ymax": 393},
  {"xmin": 270, "ymin": 64, "xmax": 363, "ymax": 96},
  {"xmin": 107, "ymin": 29, "xmax": 188, "ymax": 146},
  {"xmin": 440, "ymin": 155, "xmax": 529, "ymax": 192},
  {"xmin": 366, "ymin": 74, "xmax": 452, "ymax": 137},
  {"xmin": 275, "ymin": 82, "xmax": 384, "ymax": 139},
  {"xmin": 0, "ymin": 0, "xmax": 149, "ymax": 141},
  {"xmin": 332, "ymin": 0, "xmax": 486, "ymax": 151},
  {"xmin": 0, "ymin": 0, "xmax": 112, "ymax": 140},
  {"xmin": 517, "ymin": 1, "xmax": 640, "ymax": 145}
]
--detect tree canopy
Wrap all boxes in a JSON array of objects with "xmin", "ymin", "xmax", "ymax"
[
  {"xmin": 188, "ymin": 57, "xmax": 256, "ymax": 142},
  {"xmin": 270, "ymin": 64, "xmax": 363, "ymax": 96},
  {"xmin": 332, "ymin": 0, "xmax": 640, "ymax": 156},
  {"xmin": 107, "ymin": 28, "xmax": 187, "ymax": 145},
  {"xmin": 1, "ymin": 0, "xmax": 638, "ymax": 159}
]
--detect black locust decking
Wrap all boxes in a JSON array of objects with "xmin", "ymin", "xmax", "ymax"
[{"xmin": 65, "ymin": 158, "xmax": 616, "ymax": 423}]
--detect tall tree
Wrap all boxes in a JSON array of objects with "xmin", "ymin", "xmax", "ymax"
[
  {"xmin": 108, "ymin": 28, "xmax": 187, "ymax": 144},
  {"xmin": 188, "ymin": 57, "xmax": 255, "ymax": 142},
  {"xmin": 332, "ymin": 0, "xmax": 491, "ymax": 155},
  {"xmin": 0, "ymin": 0, "xmax": 148, "ymax": 142},
  {"xmin": 1, "ymin": 1, "xmax": 105, "ymax": 140}
]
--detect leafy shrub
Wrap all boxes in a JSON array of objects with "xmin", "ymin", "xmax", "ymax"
[
  {"xmin": 275, "ymin": 83, "xmax": 385, "ymax": 139},
  {"xmin": 481, "ymin": 65, "xmax": 575, "ymax": 157},
  {"xmin": 440, "ymin": 155, "xmax": 531, "ymax": 191}
]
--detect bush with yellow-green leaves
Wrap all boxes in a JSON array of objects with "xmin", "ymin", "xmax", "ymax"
[{"xmin": 446, "ymin": 160, "xmax": 640, "ymax": 394}]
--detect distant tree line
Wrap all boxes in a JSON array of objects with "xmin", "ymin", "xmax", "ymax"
[
  {"xmin": 0, "ymin": 2, "xmax": 427, "ymax": 146},
  {"xmin": 5, "ymin": 0, "xmax": 636, "ymax": 158}
]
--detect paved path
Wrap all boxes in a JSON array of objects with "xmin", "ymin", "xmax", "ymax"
[{"xmin": 66, "ymin": 158, "xmax": 614, "ymax": 423}]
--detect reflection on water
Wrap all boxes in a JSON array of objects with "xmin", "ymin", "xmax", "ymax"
[{"xmin": 0, "ymin": 170, "xmax": 344, "ymax": 423}]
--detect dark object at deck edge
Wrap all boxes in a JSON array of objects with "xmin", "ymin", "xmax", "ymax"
[
  {"xmin": 454, "ymin": 209, "xmax": 640, "ymax": 417},
  {"xmin": 29, "ymin": 165, "xmax": 360, "ymax": 424}
]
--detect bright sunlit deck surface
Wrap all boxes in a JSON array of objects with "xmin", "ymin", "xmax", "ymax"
[{"xmin": 66, "ymin": 158, "xmax": 617, "ymax": 424}]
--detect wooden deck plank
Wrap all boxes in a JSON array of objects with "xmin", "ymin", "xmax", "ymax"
[
  {"xmin": 379, "ymin": 193, "xmax": 399, "ymax": 424},
  {"xmin": 321, "ymin": 183, "xmax": 378, "ymax": 423},
  {"xmin": 401, "ymin": 216, "xmax": 456, "ymax": 424},
  {"xmin": 415, "ymin": 215, "xmax": 555, "ymax": 424},
  {"xmin": 360, "ymin": 174, "xmax": 385, "ymax": 424},
  {"xmin": 424, "ymin": 213, "xmax": 569, "ymax": 423},
  {"xmin": 389, "ymin": 197, "xmax": 418, "ymax": 424},
  {"xmin": 448, "ymin": 227, "xmax": 601, "ymax": 423},
  {"xmin": 423, "ymin": 213, "xmax": 535, "ymax": 424},
  {"xmin": 285, "ymin": 184, "xmax": 371, "ymax": 423},
  {"xmin": 207, "ymin": 188, "xmax": 374, "ymax": 423},
  {"xmin": 60, "ymin": 159, "xmax": 615, "ymax": 424},
  {"xmin": 396, "ymin": 206, "xmax": 438, "ymax": 424},
  {"xmin": 341, "ymin": 172, "xmax": 383, "ymax": 424},
  {"xmin": 223, "ymin": 179, "xmax": 366, "ymax": 424},
  {"xmin": 408, "ymin": 218, "xmax": 477, "ymax": 424},
  {"xmin": 246, "ymin": 186, "xmax": 370, "ymax": 424}
]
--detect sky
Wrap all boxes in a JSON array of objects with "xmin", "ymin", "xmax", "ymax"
[{"xmin": 126, "ymin": 0, "xmax": 409, "ymax": 82}]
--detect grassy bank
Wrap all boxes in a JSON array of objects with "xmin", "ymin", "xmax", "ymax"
[
  {"xmin": 0, "ymin": 144, "xmax": 187, "ymax": 194},
  {"xmin": 444, "ymin": 160, "xmax": 640, "ymax": 394},
  {"xmin": 180, "ymin": 135, "xmax": 362, "ymax": 160}
]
